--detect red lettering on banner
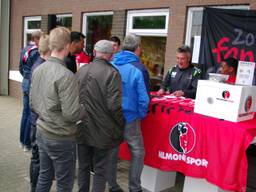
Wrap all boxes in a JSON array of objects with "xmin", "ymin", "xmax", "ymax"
[
  {"xmin": 225, "ymin": 47, "xmax": 238, "ymax": 59},
  {"xmin": 240, "ymin": 49, "xmax": 254, "ymax": 62},
  {"xmin": 212, "ymin": 37, "xmax": 255, "ymax": 62},
  {"xmin": 212, "ymin": 37, "xmax": 229, "ymax": 62}
]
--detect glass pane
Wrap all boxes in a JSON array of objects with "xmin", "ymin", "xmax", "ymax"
[
  {"xmin": 191, "ymin": 25, "xmax": 202, "ymax": 37},
  {"xmin": 189, "ymin": 10, "xmax": 203, "ymax": 49},
  {"xmin": 56, "ymin": 16, "xmax": 72, "ymax": 30},
  {"xmin": 140, "ymin": 36, "xmax": 166, "ymax": 78},
  {"xmin": 133, "ymin": 16, "xmax": 166, "ymax": 29},
  {"xmin": 192, "ymin": 11, "xmax": 203, "ymax": 26},
  {"xmin": 27, "ymin": 20, "xmax": 41, "ymax": 29},
  {"xmin": 86, "ymin": 15, "xmax": 113, "ymax": 54},
  {"xmin": 26, "ymin": 33, "xmax": 32, "ymax": 46}
]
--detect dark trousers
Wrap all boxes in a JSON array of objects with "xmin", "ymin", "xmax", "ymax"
[
  {"xmin": 77, "ymin": 144, "xmax": 109, "ymax": 192},
  {"xmin": 30, "ymin": 116, "xmax": 39, "ymax": 192},
  {"xmin": 36, "ymin": 131, "xmax": 76, "ymax": 192}
]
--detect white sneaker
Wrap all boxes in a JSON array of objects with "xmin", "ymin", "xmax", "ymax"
[
  {"xmin": 19, "ymin": 143, "xmax": 24, "ymax": 149},
  {"xmin": 23, "ymin": 147, "xmax": 30, "ymax": 152}
]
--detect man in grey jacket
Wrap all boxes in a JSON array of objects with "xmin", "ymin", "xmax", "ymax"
[
  {"xmin": 30, "ymin": 27, "xmax": 82, "ymax": 192},
  {"xmin": 76, "ymin": 40, "xmax": 125, "ymax": 192}
]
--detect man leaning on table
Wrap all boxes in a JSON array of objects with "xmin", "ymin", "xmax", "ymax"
[{"xmin": 157, "ymin": 45, "xmax": 201, "ymax": 99}]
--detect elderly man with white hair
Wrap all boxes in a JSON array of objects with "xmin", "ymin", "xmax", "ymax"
[{"xmin": 76, "ymin": 39, "xmax": 125, "ymax": 192}]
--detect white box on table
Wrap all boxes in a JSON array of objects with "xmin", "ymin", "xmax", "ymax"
[{"xmin": 194, "ymin": 80, "xmax": 256, "ymax": 122}]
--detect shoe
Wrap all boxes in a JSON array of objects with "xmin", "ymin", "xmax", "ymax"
[
  {"xmin": 19, "ymin": 143, "xmax": 24, "ymax": 149},
  {"xmin": 23, "ymin": 146, "xmax": 31, "ymax": 152},
  {"xmin": 109, "ymin": 188, "xmax": 124, "ymax": 192}
]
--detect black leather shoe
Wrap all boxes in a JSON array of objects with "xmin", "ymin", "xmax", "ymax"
[{"xmin": 109, "ymin": 188, "xmax": 124, "ymax": 192}]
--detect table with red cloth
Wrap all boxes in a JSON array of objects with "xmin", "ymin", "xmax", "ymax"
[{"xmin": 119, "ymin": 95, "xmax": 256, "ymax": 192}]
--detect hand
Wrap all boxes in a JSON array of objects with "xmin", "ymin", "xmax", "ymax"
[
  {"xmin": 172, "ymin": 90, "xmax": 185, "ymax": 97},
  {"xmin": 78, "ymin": 104, "xmax": 87, "ymax": 120},
  {"xmin": 157, "ymin": 88, "xmax": 165, "ymax": 96}
]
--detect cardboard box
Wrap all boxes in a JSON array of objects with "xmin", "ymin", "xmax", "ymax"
[{"xmin": 194, "ymin": 80, "xmax": 256, "ymax": 122}]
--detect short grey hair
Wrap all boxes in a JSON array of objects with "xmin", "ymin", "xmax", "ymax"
[
  {"xmin": 177, "ymin": 45, "xmax": 192, "ymax": 55},
  {"xmin": 122, "ymin": 33, "xmax": 141, "ymax": 52},
  {"xmin": 31, "ymin": 30, "xmax": 42, "ymax": 40}
]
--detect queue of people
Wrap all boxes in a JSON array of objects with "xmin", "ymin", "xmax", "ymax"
[{"xmin": 19, "ymin": 25, "xmax": 241, "ymax": 192}]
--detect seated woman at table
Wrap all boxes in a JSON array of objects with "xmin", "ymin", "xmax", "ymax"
[
  {"xmin": 157, "ymin": 45, "xmax": 201, "ymax": 99},
  {"xmin": 219, "ymin": 57, "xmax": 238, "ymax": 84}
]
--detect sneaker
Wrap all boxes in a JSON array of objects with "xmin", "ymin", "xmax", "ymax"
[
  {"xmin": 19, "ymin": 143, "xmax": 24, "ymax": 149},
  {"xmin": 23, "ymin": 146, "xmax": 31, "ymax": 152}
]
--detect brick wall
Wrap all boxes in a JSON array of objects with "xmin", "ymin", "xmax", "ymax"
[
  {"xmin": 41, "ymin": 15, "xmax": 49, "ymax": 34},
  {"xmin": 112, "ymin": 10, "xmax": 127, "ymax": 41},
  {"xmin": 9, "ymin": 80, "xmax": 22, "ymax": 99}
]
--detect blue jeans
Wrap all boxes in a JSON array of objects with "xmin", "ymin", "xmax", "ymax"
[
  {"xmin": 20, "ymin": 78, "xmax": 31, "ymax": 147},
  {"xmin": 107, "ymin": 119, "xmax": 145, "ymax": 192},
  {"xmin": 36, "ymin": 131, "xmax": 76, "ymax": 192},
  {"xmin": 77, "ymin": 144, "xmax": 109, "ymax": 192}
]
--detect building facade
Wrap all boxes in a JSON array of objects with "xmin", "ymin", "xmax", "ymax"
[{"xmin": 5, "ymin": 0, "xmax": 256, "ymax": 98}]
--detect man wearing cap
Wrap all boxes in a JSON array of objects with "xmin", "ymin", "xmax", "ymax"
[{"xmin": 76, "ymin": 39, "xmax": 125, "ymax": 192}]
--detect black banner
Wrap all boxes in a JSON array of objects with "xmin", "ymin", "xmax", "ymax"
[{"xmin": 199, "ymin": 8, "xmax": 256, "ymax": 80}]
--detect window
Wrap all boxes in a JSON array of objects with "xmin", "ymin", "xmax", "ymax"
[
  {"xmin": 83, "ymin": 12, "xmax": 113, "ymax": 55},
  {"xmin": 23, "ymin": 16, "xmax": 41, "ymax": 47},
  {"xmin": 127, "ymin": 9, "xmax": 169, "ymax": 36},
  {"xmin": 185, "ymin": 5, "xmax": 249, "ymax": 63},
  {"xmin": 56, "ymin": 14, "xmax": 72, "ymax": 30},
  {"xmin": 126, "ymin": 9, "xmax": 169, "ymax": 79}
]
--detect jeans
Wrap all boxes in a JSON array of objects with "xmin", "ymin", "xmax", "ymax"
[
  {"xmin": 77, "ymin": 144, "xmax": 109, "ymax": 192},
  {"xmin": 20, "ymin": 78, "xmax": 31, "ymax": 147},
  {"xmin": 36, "ymin": 131, "xmax": 76, "ymax": 192},
  {"xmin": 107, "ymin": 119, "xmax": 145, "ymax": 192}
]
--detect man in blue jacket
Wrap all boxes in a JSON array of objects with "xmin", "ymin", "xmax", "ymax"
[
  {"xmin": 19, "ymin": 31, "xmax": 41, "ymax": 151},
  {"xmin": 107, "ymin": 34, "xmax": 150, "ymax": 192}
]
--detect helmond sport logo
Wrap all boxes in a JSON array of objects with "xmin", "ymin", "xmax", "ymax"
[
  {"xmin": 169, "ymin": 122, "xmax": 196, "ymax": 154},
  {"xmin": 222, "ymin": 90, "xmax": 230, "ymax": 99}
]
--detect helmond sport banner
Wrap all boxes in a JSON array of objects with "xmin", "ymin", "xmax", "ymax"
[{"xmin": 199, "ymin": 7, "xmax": 256, "ymax": 80}]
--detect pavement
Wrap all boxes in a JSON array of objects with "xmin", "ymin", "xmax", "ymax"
[{"xmin": 0, "ymin": 96, "xmax": 255, "ymax": 192}]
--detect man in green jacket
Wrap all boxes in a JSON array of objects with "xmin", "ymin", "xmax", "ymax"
[{"xmin": 30, "ymin": 27, "xmax": 83, "ymax": 192}]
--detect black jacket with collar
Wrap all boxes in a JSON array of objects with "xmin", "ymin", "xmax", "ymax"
[{"xmin": 76, "ymin": 58, "xmax": 125, "ymax": 149}]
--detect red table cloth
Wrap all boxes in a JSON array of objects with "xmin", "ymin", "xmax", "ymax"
[{"xmin": 119, "ymin": 95, "xmax": 256, "ymax": 192}]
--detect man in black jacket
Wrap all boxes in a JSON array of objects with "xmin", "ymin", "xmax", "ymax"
[
  {"xmin": 76, "ymin": 40, "xmax": 125, "ymax": 192},
  {"xmin": 157, "ymin": 45, "xmax": 201, "ymax": 99}
]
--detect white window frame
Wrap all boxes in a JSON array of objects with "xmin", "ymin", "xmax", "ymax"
[
  {"xmin": 56, "ymin": 13, "xmax": 72, "ymax": 28},
  {"xmin": 185, "ymin": 5, "xmax": 250, "ymax": 46},
  {"xmin": 23, "ymin": 16, "xmax": 41, "ymax": 47},
  {"xmin": 82, "ymin": 11, "xmax": 113, "ymax": 37},
  {"xmin": 56, "ymin": 13, "xmax": 72, "ymax": 19},
  {"xmin": 126, "ymin": 9, "xmax": 169, "ymax": 37}
]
